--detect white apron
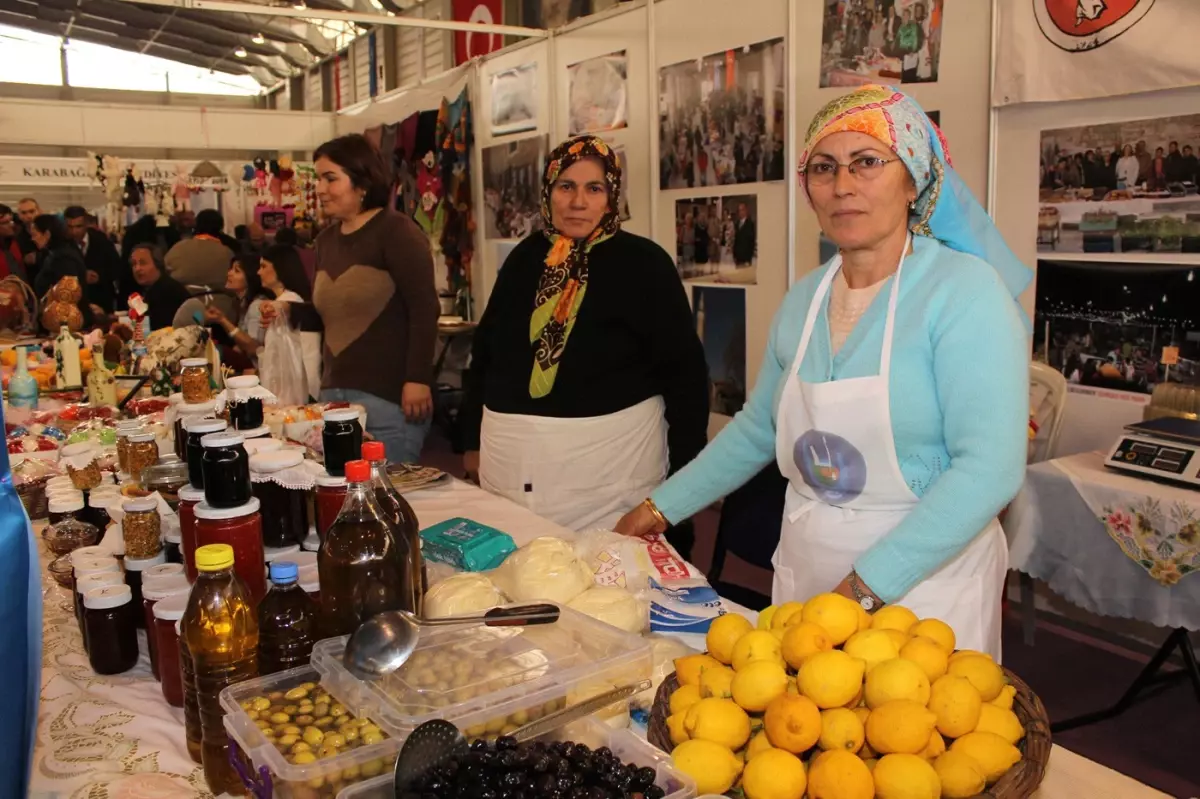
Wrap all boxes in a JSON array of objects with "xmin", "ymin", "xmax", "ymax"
[
  {"xmin": 771, "ymin": 238, "xmax": 1007, "ymax": 660},
  {"xmin": 479, "ymin": 396, "xmax": 669, "ymax": 532}
]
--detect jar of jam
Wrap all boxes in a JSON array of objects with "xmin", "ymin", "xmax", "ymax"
[
  {"xmin": 121, "ymin": 496, "xmax": 162, "ymax": 559},
  {"xmin": 179, "ymin": 357, "xmax": 212, "ymax": 403},
  {"xmin": 62, "ymin": 442, "xmax": 104, "ymax": 490},
  {"xmin": 224, "ymin": 375, "xmax": 265, "ymax": 431},
  {"xmin": 142, "ymin": 576, "xmax": 190, "ymax": 680},
  {"xmin": 84, "ymin": 491, "xmax": 116, "ymax": 531},
  {"xmin": 126, "ymin": 431, "xmax": 159, "ymax": 483},
  {"xmin": 243, "ymin": 437, "xmax": 283, "ymax": 456},
  {"xmin": 152, "ymin": 593, "xmax": 189, "ymax": 706},
  {"xmin": 250, "ymin": 450, "xmax": 310, "ymax": 548},
  {"xmin": 178, "ymin": 485, "xmax": 205, "ymax": 582},
  {"xmin": 123, "ymin": 551, "xmax": 167, "ymax": 629},
  {"xmin": 174, "ymin": 399, "xmax": 217, "ymax": 459},
  {"xmin": 314, "ymin": 474, "xmax": 347, "ymax": 541},
  {"xmin": 83, "ymin": 584, "xmax": 139, "ymax": 675},
  {"xmin": 48, "ymin": 493, "xmax": 85, "ymax": 525},
  {"xmin": 200, "ymin": 432, "xmax": 251, "ymax": 509},
  {"xmin": 74, "ymin": 566, "xmax": 122, "ymax": 637},
  {"xmin": 144, "ymin": 562, "xmax": 186, "ymax": 586},
  {"xmin": 193, "ymin": 498, "xmax": 266, "ymax": 603},
  {"xmin": 321, "ymin": 408, "xmax": 362, "ymax": 477},
  {"xmin": 184, "ymin": 418, "xmax": 227, "ymax": 489},
  {"xmin": 41, "ymin": 518, "xmax": 99, "ymax": 556}
]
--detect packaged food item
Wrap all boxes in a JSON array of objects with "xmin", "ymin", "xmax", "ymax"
[
  {"xmin": 200, "ymin": 431, "xmax": 251, "ymax": 508},
  {"xmin": 125, "ymin": 431, "xmax": 159, "ymax": 482},
  {"xmin": 83, "ymin": 491, "xmax": 116, "ymax": 531},
  {"xmin": 490, "ymin": 536, "xmax": 591, "ymax": 605},
  {"xmin": 321, "ymin": 408, "xmax": 362, "ymax": 477},
  {"xmin": 314, "ymin": 473, "xmax": 347, "ymax": 541},
  {"xmin": 645, "ymin": 577, "xmax": 726, "ymax": 635},
  {"xmin": 184, "ymin": 418, "xmax": 227, "ymax": 489},
  {"xmin": 83, "ymin": 584, "xmax": 140, "ymax": 675},
  {"xmin": 193, "ymin": 499, "xmax": 266, "ymax": 604},
  {"xmin": 250, "ymin": 450, "xmax": 312, "ymax": 549},
  {"xmin": 574, "ymin": 529, "xmax": 700, "ymax": 590},
  {"xmin": 423, "ymin": 573, "xmax": 506, "ymax": 618},
  {"xmin": 178, "ymin": 485, "xmax": 205, "ymax": 581},
  {"xmin": 257, "ymin": 561, "xmax": 319, "ymax": 676},
  {"xmin": 47, "ymin": 493, "xmax": 85, "ymax": 525},
  {"xmin": 179, "ymin": 618, "xmax": 202, "ymax": 763},
  {"xmin": 142, "ymin": 576, "xmax": 190, "ymax": 682},
  {"xmin": 183, "ymin": 543, "xmax": 259, "ymax": 796},
  {"xmin": 566, "ymin": 585, "xmax": 649, "ymax": 634},
  {"xmin": 41, "ymin": 517, "xmax": 98, "ymax": 556},
  {"xmin": 223, "ymin": 375, "xmax": 274, "ymax": 431},
  {"xmin": 152, "ymin": 593, "xmax": 189, "ymax": 707},
  {"xmin": 61, "ymin": 442, "xmax": 103, "ymax": 490},
  {"xmin": 124, "ymin": 551, "xmax": 167, "ymax": 629},
  {"xmin": 420, "ymin": 517, "xmax": 516, "ymax": 573},
  {"xmin": 73, "ymin": 567, "xmax": 122, "ymax": 646},
  {"xmin": 362, "ymin": 441, "xmax": 424, "ymax": 614},
  {"xmin": 179, "ymin": 357, "xmax": 212, "ymax": 403},
  {"xmin": 121, "ymin": 496, "xmax": 162, "ymax": 558},
  {"xmin": 173, "ymin": 399, "xmax": 216, "ymax": 460}
]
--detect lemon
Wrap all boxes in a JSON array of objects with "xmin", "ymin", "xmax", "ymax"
[
  {"xmin": 947, "ymin": 655, "xmax": 1005, "ymax": 701},
  {"xmin": 732, "ymin": 660, "xmax": 790, "ymax": 712},
  {"xmin": 684, "ymin": 697, "xmax": 752, "ymax": 750},
  {"xmin": 763, "ymin": 693, "xmax": 822, "ymax": 753},
  {"xmin": 990, "ymin": 684, "xmax": 1017, "ymax": 711},
  {"xmin": 671, "ymin": 739, "xmax": 743, "ymax": 794},
  {"xmin": 731, "ymin": 630, "xmax": 785, "ymax": 671},
  {"xmin": 880, "ymin": 628, "xmax": 911, "ymax": 651},
  {"xmin": 771, "ymin": 600, "xmax": 806, "ymax": 630},
  {"xmin": 870, "ymin": 605, "xmax": 918, "ymax": 634},
  {"xmin": 781, "ymin": 621, "xmax": 834, "ymax": 669},
  {"xmin": 669, "ymin": 684, "xmax": 703, "ymax": 716},
  {"xmin": 864, "ymin": 658, "xmax": 931, "ymax": 708},
  {"xmin": 928, "ymin": 674, "xmax": 983, "ymax": 738},
  {"xmin": 818, "ymin": 707, "xmax": 865, "ymax": 753},
  {"xmin": 934, "ymin": 750, "xmax": 988, "ymax": 798},
  {"xmin": 746, "ymin": 730, "xmax": 775, "ymax": 761},
  {"xmin": 974, "ymin": 704, "xmax": 1025, "ymax": 744},
  {"xmin": 909, "ymin": 618, "xmax": 956, "ymax": 653},
  {"xmin": 666, "ymin": 712, "xmax": 690, "ymax": 745},
  {"xmin": 758, "ymin": 605, "xmax": 779, "ymax": 630},
  {"xmin": 856, "ymin": 604, "xmax": 873, "ymax": 633},
  {"xmin": 797, "ymin": 649, "xmax": 866, "ymax": 709},
  {"xmin": 864, "ymin": 700, "xmax": 938, "ymax": 755},
  {"xmin": 950, "ymin": 732, "xmax": 1021, "ymax": 783},
  {"xmin": 948, "ymin": 649, "xmax": 992, "ymax": 663},
  {"xmin": 706, "ymin": 614, "xmax": 753, "ymax": 665},
  {"xmin": 922, "ymin": 730, "xmax": 946, "ymax": 760},
  {"xmin": 843, "ymin": 629, "xmax": 901, "ymax": 673},
  {"xmin": 800, "ymin": 593, "xmax": 861, "ymax": 645},
  {"xmin": 807, "ymin": 750, "xmax": 874, "ymax": 799},
  {"xmin": 899, "ymin": 636, "xmax": 950, "ymax": 683},
  {"xmin": 742, "ymin": 747, "xmax": 807, "ymax": 799},
  {"xmin": 675, "ymin": 653, "xmax": 723, "ymax": 687},
  {"xmin": 862, "ymin": 757, "xmax": 879, "ymax": 771},
  {"xmin": 699, "ymin": 665, "xmax": 736, "ymax": 699},
  {"xmin": 872, "ymin": 753, "xmax": 941, "ymax": 799}
]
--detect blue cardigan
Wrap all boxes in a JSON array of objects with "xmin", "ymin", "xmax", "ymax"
[{"xmin": 652, "ymin": 236, "xmax": 1028, "ymax": 602}]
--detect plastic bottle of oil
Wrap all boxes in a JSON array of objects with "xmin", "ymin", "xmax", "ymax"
[
  {"xmin": 319, "ymin": 459, "xmax": 413, "ymax": 638},
  {"xmin": 361, "ymin": 441, "xmax": 425, "ymax": 614},
  {"xmin": 257, "ymin": 560, "xmax": 318, "ymax": 675},
  {"xmin": 183, "ymin": 543, "xmax": 258, "ymax": 796}
]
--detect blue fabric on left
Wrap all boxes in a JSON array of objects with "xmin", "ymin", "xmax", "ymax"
[{"xmin": 0, "ymin": 402, "xmax": 42, "ymax": 797}]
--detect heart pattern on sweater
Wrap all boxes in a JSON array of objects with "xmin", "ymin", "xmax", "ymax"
[{"xmin": 313, "ymin": 265, "xmax": 396, "ymax": 356}]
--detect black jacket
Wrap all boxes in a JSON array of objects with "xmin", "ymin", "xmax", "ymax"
[
  {"xmin": 733, "ymin": 217, "xmax": 756, "ymax": 265},
  {"xmin": 78, "ymin": 229, "xmax": 122, "ymax": 312},
  {"xmin": 33, "ymin": 244, "xmax": 87, "ymax": 299}
]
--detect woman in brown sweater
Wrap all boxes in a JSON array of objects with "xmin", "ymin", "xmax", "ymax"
[{"xmin": 265, "ymin": 134, "xmax": 440, "ymax": 463}]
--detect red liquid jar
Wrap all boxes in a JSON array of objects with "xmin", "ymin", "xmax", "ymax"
[
  {"xmin": 178, "ymin": 485, "xmax": 205, "ymax": 582},
  {"xmin": 152, "ymin": 593, "xmax": 189, "ymax": 707},
  {"xmin": 314, "ymin": 473, "xmax": 347, "ymax": 542},
  {"xmin": 192, "ymin": 498, "xmax": 266, "ymax": 604},
  {"xmin": 141, "ymin": 576, "xmax": 191, "ymax": 680}
]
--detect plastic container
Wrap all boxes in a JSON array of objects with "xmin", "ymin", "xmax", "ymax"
[
  {"xmin": 144, "ymin": 562, "xmax": 186, "ymax": 585},
  {"xmin": 257, "ymin": 561, "xmax": 318, "ymax": 676},
  {"xmin": 72, "ymin": 557, "xmax": 121, "ymax": 627},
  {"xmin": 142, "ymin": 576, "xmax": 191, "ymax": 680},
  {"xmin": 178, "ymin": 485, "xmax": 205, "ymax": 581},
  {"xmin": 83, "ymin": 584, "xmax": 139, "ymax": 675},
  {"xmin": 124, "ymin": 551, "xmax": 168, "ymax": 630},
  {"xmin": 362, "ymin": 441, "xmax": 424, "ymax": 614},
  {"xmin": 153, "ymin": 593, "xmax": 189, "ymax": 707},
  {"xmin": 314, "ymin": 474, "xmax": 347, "ymax": 541},
  {"xmin": 185, "ymin": 418, "xmax": 228, "ymax": 490},
  {"xmin": 332, "ymin": 717, "xmax": 696, "ymax": 799},
  {"xmin": 322, "ymin": 408, "xmax": 362, "ymax": 478},
  {"xmin": 311, "ymin": 603, "xmax": 653, "ymax": 742},
  {"xmin": 221, "ymin": 665, "xmax": 401, "ymax": 799},
  {"xmin": 194, "ymin": 499, "xmax": 266, "ymax": 604}
]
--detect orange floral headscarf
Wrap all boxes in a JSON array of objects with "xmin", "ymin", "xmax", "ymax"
[{"xmin": 528, "ymin": 135, "xmax": 622, "ymax": 399}]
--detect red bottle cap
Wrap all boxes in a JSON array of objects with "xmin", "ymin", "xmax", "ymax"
[
  {"xmin": 343, "ymin": 460, "xmax": 370, "ymax": 483},
  {"xmin": 361, "ymin": 441, "xmax": 385, "ymax": 462}
]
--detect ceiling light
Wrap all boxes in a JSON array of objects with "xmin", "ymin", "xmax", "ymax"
[
  {"xmin": 252, "ymin": 33, "xmax": 265, "ymax": 44},
  {"xmin": 234, "ymin": 46, "xmax": 248, "ymax": 58}
]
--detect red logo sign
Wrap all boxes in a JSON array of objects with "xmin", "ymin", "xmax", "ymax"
[
  {"xmin": 453, "ymin": 0, "xmax": 504, "ymax": 65},
  {"xmin": 1034, "ymin": 0, "xmax": 1156, "ymax": 51}
]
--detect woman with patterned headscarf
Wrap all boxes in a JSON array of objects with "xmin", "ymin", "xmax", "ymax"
[
  {"xmin": 461, "ymin": 136, "xmax": 709, "ymax": 558},
  {"xmin": 618, "ymin": 86, "xmax": 1032, "ymax": 658}
]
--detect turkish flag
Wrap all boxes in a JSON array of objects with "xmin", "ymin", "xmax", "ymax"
[{"xmin": 453, "ymin": 0, "xmax": 504, "ymax": 65}]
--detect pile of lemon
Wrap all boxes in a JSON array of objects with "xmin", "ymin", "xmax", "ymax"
[{"xmin": 665, "ymin": 593, "xmax": 1024, "ymax": 799}]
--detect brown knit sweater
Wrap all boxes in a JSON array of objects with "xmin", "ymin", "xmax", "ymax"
[{"xmin": 312, "ymin": 209, "xmax": 440, "ymax": 401}]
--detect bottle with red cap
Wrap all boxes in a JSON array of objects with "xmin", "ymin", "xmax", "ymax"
[
  {"xmin": 361, "ymin": 440, "xmax": 426, "ymax": 614},
  {"xmin": 318, "ymin": 459, "xmax": 414, "ymax": 638}
]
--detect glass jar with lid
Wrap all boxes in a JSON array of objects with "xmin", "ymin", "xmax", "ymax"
[
  {"xmin": 47, "ymin": 493, "xmax": 85, "ymax": 525},
  {"xmin": 223, "ymin": 375, "xmax": 266, "ymax": 431},
  {"xmin": 83, "ymin": 584, "xmax": 139, "ymax": 674},
  {"xmin": 321, "ymin": 408, "xmax": 362, "ymax": 477},
  {"xmin": 177, "ymin": 485, "xmax": 206, "ymax": 581},
  {"xmin": 75, "ymin": 570, "xmax": 123, "ymax": 650},
  {"xmin": 142, "ymin": 575, "xmax": 190, "ymax": 681},
  {"xmin": 114, "ymin": 421, "xmax": 143, "ymax": 474},
  {"xmin": 73, "ymin": 564, "xmax": 121, "ymax": 631},
  {"xmin": 84, "ymin": 491, "xmax": 117, "ymax": 531},
  {"xmin": 41, "ymin": 517, "xmax": 99, "ymax": 556},
  {"xmin": 184, "ymin": 418, "xmax": 227, "ymax": 490},
  {"xmin": 250, "ymin": 450, "xmax": 311, "ymax": 548},
  {"xmin": 152, "ymin": 593, "xmax": 189, "ymax": 706},
  {"xmin": 140, "ymin": 460, "xmax": 190, "ymax": 506},
  {"xmin": 200, "ymin": 431, "xmax": 251, "ymax": 508},
  {"xmin": 314, "ymin": 473, "xmax": 347, "ymax": 542},
  {"xmin": 121, "ymin": 496, "xmax": 162, "ymax": 559},
  {"xmin": 173, "ymin": 399, "xmax": 216, "ymax": 460},
  {"xmin": 179, "ymin": 358, "xmax": 212, "ymax": 403},
  {"xmin": 193, "ymin": 498, "xmax": 266, "ymax": 603},
  {"xmin": 124, "ymin": 551, "xmax": 167, "ymax": 629},
  {"xmin": 126, "ymin": 431, "xmax": 159, "ymax": 482}
]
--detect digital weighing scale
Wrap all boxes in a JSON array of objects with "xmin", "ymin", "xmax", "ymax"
[{"xmin": 1104, "ymin": 416, "xmax": 1200, "ymax": 489}]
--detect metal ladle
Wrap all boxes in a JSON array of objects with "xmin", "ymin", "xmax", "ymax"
[
  {"xmin": 342, "ymin": 603, "xmax": 561, "ymax": 680},
  {"xmin": 392, "ymin": 680, "xmax": 651, "ymax": 797}
]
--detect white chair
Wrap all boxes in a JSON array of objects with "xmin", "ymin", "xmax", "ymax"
[{"xmin": 1029, "ymin": 361, "xmax": 1068, "ymax": 464}]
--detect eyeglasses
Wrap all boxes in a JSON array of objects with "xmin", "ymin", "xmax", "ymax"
[{"xmin": 801, "ymin": 156, "xmax": 898, "ymax": 186}]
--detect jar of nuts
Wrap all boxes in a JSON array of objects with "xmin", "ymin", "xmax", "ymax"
[
  {"xmin": 126, "ymin": 431, "xmax": 159, "ymax": 482},
  {"xmin": 61, "ymin": 442, "xmax": 103, "ymax": 491},
  {"xmin": 115, "ymin": 421, "xmax": 143, "ymax": 474},
  {"xmin": 121, "ymin": 496, "xmax": 162, "ymax": 558},
  {"xmin": 179, "ymin": 358, "xmax": 212, "ymax": 404}
]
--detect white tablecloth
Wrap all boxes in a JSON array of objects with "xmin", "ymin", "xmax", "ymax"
[{"xmin": 31, "ymin": 478, "xmax": 1170, "ymax": 798}]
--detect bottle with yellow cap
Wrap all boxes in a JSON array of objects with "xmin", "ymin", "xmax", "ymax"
[{"xmin": 183, "ymin": 543, "xmax": 258, "ymax": 796}]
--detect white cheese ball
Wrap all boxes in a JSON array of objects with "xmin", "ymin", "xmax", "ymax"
[
  {"xmin": 423, "ymin": 573, "xmax": 505, "ymax": 618},
  {"xmin": 493, "ymin": 536, "xmax": 593, "ymax": 605},
  {"xmin": 566, "ymin": 585, "xmax": 647, "ymax": 634}
]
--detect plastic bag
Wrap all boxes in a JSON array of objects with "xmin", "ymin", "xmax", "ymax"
[
  {"xmin": 573, "ymin": 529, "xmax": 700, "ymax": 591},
  {"xmin": 259, "ymin": 305, "xmax": 309, "ymax": 407}
]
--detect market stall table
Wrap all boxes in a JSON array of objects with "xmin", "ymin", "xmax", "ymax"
[
  {"xmin": 31, "ymin": 477, "xmax": 1172, "ymax": 797},
  {"xmin": 1005, "ymin": 450, "xmax": 1200, "ymax": 732}
]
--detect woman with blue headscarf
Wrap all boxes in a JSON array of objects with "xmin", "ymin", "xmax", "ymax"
[{"xmin": 616, "ymin": 86, "xmax": 1031, "ymax": 659}]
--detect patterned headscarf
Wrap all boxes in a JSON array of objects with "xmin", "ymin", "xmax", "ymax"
[
  {"xmin": 798, "ymin": 85, "xmax": 1032, "ymax": 329},
  {"xmin": 529, "ymin": 136, "xmax": 622, "ymax": 398}
]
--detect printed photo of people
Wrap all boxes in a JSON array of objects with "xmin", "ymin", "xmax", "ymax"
[
  {"xmin": 568, "ymin": 50, "xmax": 628, "ymax": 136},
  {"xmin": 693, "ymin": 286, "xmax": 747, "ymax": 416},
  {"xmin": 1037, "ymin": 112, "xmax": 1200, "ymax": 254},
  {"xmin": 819, "ymin": 0, "xmax": 943, "ymax": 88},
  {"xmin": 490, "ymin": 62, "xmax": 538, "ymax": 137},
  {"xmin": 675, "ymin": 195, "xmax": 758, "ymax": 285},
  {"xmin": 659, "ymin": 37, "xmax": 786, "ymax": 189},
  {"xmin": 482, "ymin": 135, "xmax": 547, "ymax": 240},
  {"xmin": 1033, "ymin": 259, "xmax": 1200, "ymax": 395},
  {"xmin": 522, "ymin": 0, "xmax": 591, "ymax": 28}
]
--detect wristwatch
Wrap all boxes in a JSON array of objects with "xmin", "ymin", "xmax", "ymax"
[{"xmin": 847, "ymin": 571, "xmax": 878, "ymax": 613}]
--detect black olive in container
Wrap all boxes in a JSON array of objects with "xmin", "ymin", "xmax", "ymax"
[{"xmin": 321, "ymin": 408, "xmax": 362, "ymax": 478}]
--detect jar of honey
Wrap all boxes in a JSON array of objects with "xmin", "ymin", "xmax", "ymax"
[{"xmin": 179, "ymin": 358, "xmax": 212, "ymax": 403}]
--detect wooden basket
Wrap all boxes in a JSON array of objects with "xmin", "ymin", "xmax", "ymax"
[{"xmin": 647, "ymin": 668, "xmax": 1051, "ymax": 799}]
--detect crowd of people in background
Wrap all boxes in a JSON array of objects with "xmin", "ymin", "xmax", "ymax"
[
  {"xmin": 659, "ymin": 84, "xmax": 785, "ymax": 189},
  {"xmin": 821, "ymin": 0, "xmax": 941, "ymax": 84},
  {"xmin": 1042, "ymin": 139, "xmax": 1200, "ymax": 193}
]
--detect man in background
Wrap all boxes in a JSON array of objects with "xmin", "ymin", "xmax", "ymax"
[
  {"xmin": 64, "ymin": 206, "xmax": 121, "ymax": 313},
  {"xmin": 164, "ymin": 208, "xmax": 237, "ymax": 319},
  {"xmin": 0, "ymin": 205, "xmax": 27, "ymax": 281},
  {"xmin": 15, "ymin": 198, "xmax": 39, "ymax": 281},
  {"xmin": 733, "ymin": 202, "xmax": 756, "ymax": 267}
]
